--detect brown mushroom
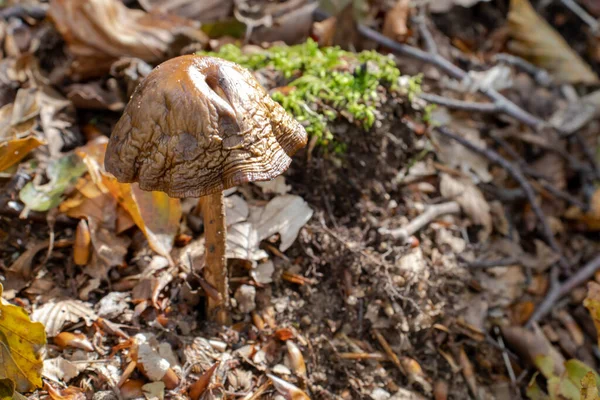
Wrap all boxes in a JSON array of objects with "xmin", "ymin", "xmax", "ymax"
[{"xmin": 105, "ymin": 55, "xmax": 307, "ymax": 324}]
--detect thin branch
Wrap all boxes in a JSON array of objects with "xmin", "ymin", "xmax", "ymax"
[
  {"xmin": 356, "ymin": 24, "xmax": 547, "ymax": 130},
  {"xmin": 435, "ymin": 126, "xmax": 567, "ymax": 268},
  {"xmin": 378, "ymin": 201, "xmax": 461, "ymax": 241},
  {"xmin": 493, "ymin": 53, "xmax": 554, "ymax": 87},
  {"xmin": 528, "ymin": 254, "xmax": 600, "ymax": 324},
  {"xmin": 418, "ymin": 93, "xmax": 498, "ymax": 113},
  {"xmin": 560, "ymin": 0, "xmax": 599, "ymax": 33},
  {"xmin": 490, "ymin": 134, "xmax": 589, "ymax": 210}
]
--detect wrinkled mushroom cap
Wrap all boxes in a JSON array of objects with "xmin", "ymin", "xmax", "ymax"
[{"xmin": 105, "ymin": 55, "xmax": 307, "ymax": 198}]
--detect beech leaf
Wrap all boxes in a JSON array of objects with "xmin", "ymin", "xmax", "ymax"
[
  {"xmin": 508, "ymin": 0, "xmax": 598, "ymax": 83},
  {"xmin": 0, "ymin": 284, "xmax": 46, "ymax": 393}
]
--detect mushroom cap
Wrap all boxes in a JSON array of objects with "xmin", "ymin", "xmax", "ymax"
[{"xmin": 104, "ymin": 55, "xmax": 307, "ymax": 198}]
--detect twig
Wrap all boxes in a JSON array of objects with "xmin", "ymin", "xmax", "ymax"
[
  {"xmin": 464, "ymin": 257, "xmax": 519, "ymax": 269},
  {"xmin": 0, "ymin": 4, "xmax": 47, "ymax": 20},
  {"xmin": 528, "ymin": 254, "xmax": 600, "ymax": 324},
  {"xmin": 435, "ymin": 127, "xmax": 567, "ymax": 268},
  {"xmin": 490, "ymin": 134, "xmax": 589, "ymax": 210},
  {"xmin": 378, "ymin": 201, "xmax": 461, "ymax": 241},
  {"xmin": 493, "ymin": 53, "xmax": 553, "ymax": 87},
  {"xmin": 573, "ymin": 131, "xmax": 600, "ymax": 181},
  {"xmin": 372, "ymin": 329, "xmax": 406, "ymax": 375},
  {"xmin": 560, "ymin": 0, "xmax": 599, "ymax": 33},
  {"xmin": 414, "ymin": 12, "xmax": 437, "ymax": 54},
  {"xmin": 418, "ymin": 93, "xmax": 498, "ymax": 113},
  {"xmin": 355, "ymin": 24, "xmax": 546, "ymax": 130}
]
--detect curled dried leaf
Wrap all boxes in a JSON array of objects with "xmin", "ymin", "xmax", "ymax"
[{"xmin": 508, "ymin": 0, "xmax": 598, "ymax": 83}]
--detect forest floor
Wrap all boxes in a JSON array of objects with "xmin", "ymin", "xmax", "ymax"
[{"xmin": 1, "ymin": 0, "xmax": 600, "ymax": 399}]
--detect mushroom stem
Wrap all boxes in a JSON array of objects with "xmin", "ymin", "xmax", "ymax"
[{"xmin": 199, "ymin": 192, "xmax": 230, "ymax": 325}]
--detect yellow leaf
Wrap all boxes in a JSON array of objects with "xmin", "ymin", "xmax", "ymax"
[
  {"xmin": 0, "ymin": 379, "xmax": 14, "ymax": 400},
  {"xmin": 580, "ymin": 371, "xmax": 599, "ymax": 400},
  {"xmin": 0, "ymin": 283, "xmax": 46, "ymax": 393},
  {"xmin": 76, "ymin": 137, "xmax": 181, "ymax": 265},
  {"xmin": 584, "ymin": 281, "xmax": 600, "ymax": 347},
  {"xmin": 0, "ymin": 137, "xmax": 45, "ymax": 172},
  {"xmin": 508, "ymin": 0, "xmax": 598, "ymax": 83},
  {"xmin": 103, "ymin": 178, "xmax": 181, "ymax": 265}
]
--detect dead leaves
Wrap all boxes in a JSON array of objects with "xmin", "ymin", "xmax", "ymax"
[
  {"xmin": 583, "ymin": 281, "xmax": 600, "ymax": 347},
  {"xmin": 227, "ymin": 194, "xmax": 313, "ymax": 264},
  {"xmin": 0, "ymin": 283, "xmax": 46, "ymax": 393},
  {"xmin": 440, "ymin": 173, "xmax": 492, "ymax": 240},
  {"xmin": 508, "ymin": 0, "xmax": 598, "ymax": 83},
  {"xmin": 31, "ymin": 298, "xmax": 95, "ymax": 337},
  {"xmin": 48, "ymin": 0, "xmax": 207, "ymax": 79},
  {"xmin": 76, "ymin": 137, "xmax": 181, "ymax": 267}
]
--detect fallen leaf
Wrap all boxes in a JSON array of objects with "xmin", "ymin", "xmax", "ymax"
[
  {"xmin": 501, "ymin": 325, "xmax": 565, "ymax": 379},
  {"xmin": 45, "ymin": 383, "xmax": 86, "ymax": 400},
  {"xmin": 253, "ymin": 176, "xmax": 291, "ymax": 195},
  {"xmin": 252, "ymin": 195, "xmax": 314, "ymax": 252},
  {"xmin": 31, "ymin": 299, "xmax": 96, "ymax": 337},
  {"xmin": 382, "ymin": 0, "xmax": 411, "ymax": 42},
  {"xmin": 42, "ymin": 357, "xmax": 87, "ymax": 383},
  {"xmin": 77, "ymin": 137, "xmax": 181, "ymax": 266},
  {"xmin": 526, "ymin": 373, "xmax": 549, "ymax": 400},
  {"xmin": 584, "ymin": 281, "xmax": 600, "ymax": 347},
  {"xmin": 105, "ymin": 183, "xmax": 180, "ymax": 266},
  {"xmin": 508, "ymin": 0, "xmax": 598, "ymax": 83},
  {"xmin": 546, "ymin": 359, "xmax": 600, "ymax": 400},
  {"xmin": 565, "ymin": 187, "xmax": 600, "ymax": 231},
  {"xmin": 138, "ymin": 0, "xmax": 232, "ymax": 22},
  {"xmin": 440, "ymin": 173, "xmax": 492, "ymax": 240},
  {"xmin": 580, "ymin": 371, "xmax": 599, "ymax": 400},
  {"xmin": 0, "ymin": 379, "xmax": 14, "ymax": 400},
  {"xmin": 0, "ymin": 283, "xmax": 46, "ymax": 393},
  {"xmin": 430, "ymin": 0, "xmax": 491, "ymax": 13},
  {"xmin": 431, "ymin": 108, "xmax": 492, "ymax": 183},
  {"xmin": 48, "ymin": 0, "xmax": 206, "ymax": 79},
  {"xmin": 225, "ymin": 195, "xmax": 249, "ymax": 226},
  {"xmin": 227, "ymin": 195, "xmax": 313, "ymax": 263},
  {"xmin": 19, "ymin": 153, "xmax": 87, "ymax": 213},
  {"xmin": 0, "ymin": 136, "xmax": 44, "ymax": 172}
]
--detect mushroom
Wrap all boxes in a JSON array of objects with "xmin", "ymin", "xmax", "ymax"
[{"xmin": 105, "ymin": 55, "xmax": 307, "ymax": 324}]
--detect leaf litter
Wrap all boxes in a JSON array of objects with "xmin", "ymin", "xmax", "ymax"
[{"xmin": 0, "ymin": 0, "xmax": 599, "ymax": 398}]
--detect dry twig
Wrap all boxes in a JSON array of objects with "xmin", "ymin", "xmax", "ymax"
[
  {"xmin": 378, "ymin": 201, "xmax": 461, "ymax": 241},
  {"xmin": 528, "ymin": 254, "xmax": 600, "ymax": 325},
  {"xmin": 435, "ymin": 126, "xmax": 566, "ymax": 267}
]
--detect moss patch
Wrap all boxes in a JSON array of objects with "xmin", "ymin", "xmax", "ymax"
[{"xmin": 200, "ymin": 39, "xmax": 419, "ymax": 152}]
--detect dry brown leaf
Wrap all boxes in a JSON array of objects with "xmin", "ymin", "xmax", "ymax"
[
  {"xmin": 565, "ymin": 187, "xmax": 600, "ymax": 230},
  {"xmin": 76, "ymin": 137, "xmax": 181, "ymax": 265},
  {"xmin": 430, "ymin": 0, "xmax": 490, "ymax": 13},
  {"xmin": 501, "ymin": 325, "xmax": 565, "ymax": 378},
  {"xmin": 382, "ymin": 0, "xmax": 411, "ymax": 42},
  {"xmin": 45, "ymin": 383, "xmax": 86, "ymax": 400},
  {"xmin": 440, "ymin": 173, "xmax": 492, "ymax": 240},
  {"xmin": 508, "ymin": 0, "xmax": 598, "ymax": 83},
  {"xmin": 31, "ymin": 299, "xmax": 96, "ymax": 337},
  {"xmin": 138, "ymin": 0, "xmax": 232, "ymax": 21},
  {"xmin": 47, "ymin": 0, "xmax": 206, "ymax": 79}
]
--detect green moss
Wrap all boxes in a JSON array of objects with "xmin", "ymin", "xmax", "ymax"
[{"xmin": 199, "ymin": 39, "xmax": 414, "ymax": 151}]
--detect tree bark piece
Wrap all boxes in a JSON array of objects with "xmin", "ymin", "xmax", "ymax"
[{"xmin": 200, "ymin": 192, "xmax": 230, "ymax": 325}]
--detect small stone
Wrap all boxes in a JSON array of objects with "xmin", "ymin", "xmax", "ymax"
[
  {"xmin": 235, "ymin": 284, "xmax": 256, "ymax": 313},
  {"xmin": 93, "ymin": 391, "xmax": 118, "ymax": 400},
  {"xmin": 371, "ymin": 388, "xmax": 391, "ymax": 400}
]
